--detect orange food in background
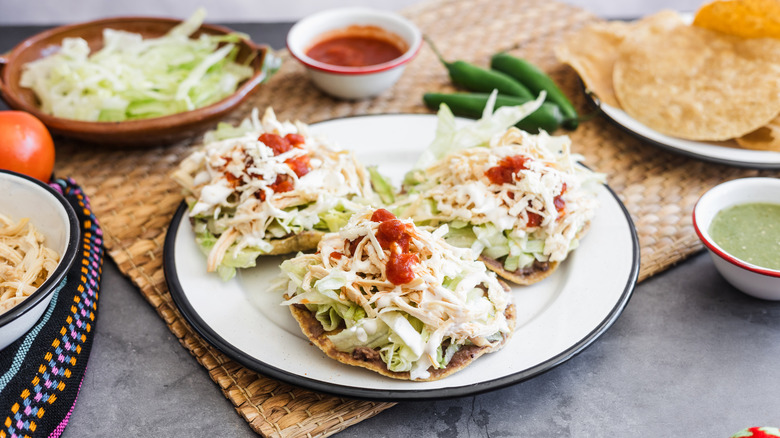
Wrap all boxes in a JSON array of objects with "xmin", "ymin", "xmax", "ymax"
[
  {"xmin": 693, "ymin": 0, "xmax": 780, "ymax": 39},
  {"xmin": 0, "ymin": 111, "xmax": 55, "ymax": 182}
]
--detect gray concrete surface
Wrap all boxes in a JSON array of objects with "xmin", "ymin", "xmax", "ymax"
[
  {"xmin": 61, "ymin": 252, "xmax": 780, "ymax": 437},
  {"xmin": 2, "ymin": 4, "xmax": 779, "ymax": 436}
]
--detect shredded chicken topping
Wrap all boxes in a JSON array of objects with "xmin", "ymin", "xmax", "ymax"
[
  {"xmin": 1, "ymin": 214, "xmax": 59, "ymax": 315},
  {"xmin": 398, "ymin": 128, "xmax": 601, "ymax": 262},
  {"xmin": 281, "ymin": 209, "xmax": 512, "ymax": 378},
  {"xmin": 171, "ymin": 108, "xmax": 376, "ymax": 271}
]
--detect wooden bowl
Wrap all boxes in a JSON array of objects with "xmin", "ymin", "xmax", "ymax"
[{"xmin": 0, "ymin": 17, "xmax": 276, "ymax": 147}]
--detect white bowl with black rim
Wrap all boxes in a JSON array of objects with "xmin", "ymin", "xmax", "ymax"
[
  {"xmin": 287, "ymin": 7, "xmax": 422, "ymax": 99},
  {"xmin": 0, "ymin": 170, "xmax": 80, "ymax": 351},
  {"xmin": 693, "ymin": 177, "xmax": 780, "ymax": 300}
]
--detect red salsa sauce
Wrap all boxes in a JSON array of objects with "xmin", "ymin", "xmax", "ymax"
[
  {"xmin": 258, "ymin": 133, "xmax": 305, "ymax": 155},
  {"xmin": 385, "ymin": 253, "xmax": 419, "ymax": 285},
  {"xmin": 306, "ymin": 33, "xmax": 404, "ymax": 67},
  {"xmin": 251, "ymin": 133, "xmax": 313, "ymax": 201},
  {"xmin": 485, "ymin": 155, "xmax": 530, "ymax": 186},
  {"xmin": 554, "ymin": 183, "xmax": 567, "ymax": 213},
  {"xmin": 526, "ymin": 212, "xmax": 543, "ymax": 228},
  {"xmin": 370, "ymin": 208, "xmax": 419, "ymax": 285}
]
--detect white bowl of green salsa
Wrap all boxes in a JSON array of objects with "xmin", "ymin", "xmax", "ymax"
[{"xmin": 693, "ymin": 177, "xmax": 780, "ymax": 300}]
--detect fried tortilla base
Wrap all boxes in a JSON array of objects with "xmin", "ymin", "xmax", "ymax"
[
  {"xmin": 613, "ymin": 12, "xmax": 780, "ymax": 141},
  {"xmin": 289, "ymin": 303, "xmax": 517, "ymax": 381},
  {"xmin": 480, "ymin": 256, "xmax": 559, "ymax": 285},
  {"xmin": 190, "ymin": 216, "xmax": 324, "ymax": 257},
  {"xmin": 736, "ymin": 115, "xmax": 780, "ymax": 151},
  {"xmin": 554, "ymin": 10, "xmax": 681, "ymax": 108},
  {"xmin": 483, "ymin": 222, "xmax": 592, "ymax": 285}
]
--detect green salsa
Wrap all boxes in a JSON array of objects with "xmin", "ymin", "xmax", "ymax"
[{"xmin": 709, "ymin": 202, "xmax": 780, "ymax": 271}]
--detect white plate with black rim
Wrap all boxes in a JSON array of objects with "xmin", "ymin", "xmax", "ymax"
[
  {"xmin": 591, "ymin": 95, "xmax": 780, "ymax": 170},
  {"xmin": 163, "ymin": 114, "xmax": 640, "ymax": 401}
]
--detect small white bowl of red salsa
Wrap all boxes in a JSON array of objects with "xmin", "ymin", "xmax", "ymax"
[
  {"xmin": 287, "ymin": 7, "xmax": 422, "ymax": 99},
  {"xmin": 693, "ymin": 177, "xmax": 780, "ymax": 300}
]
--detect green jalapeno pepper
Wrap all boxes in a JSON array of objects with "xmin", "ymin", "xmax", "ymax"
[
  {"xmin": 444, "ymin": 60, "xmax": 534, "ymax": 99},
  {"xmin": 426, "ymin": 37, "xmax": 533, "ymax": 99},
  {"xmin": 490, "ymin": 53, "xmax": 579, "ymax": 129},
  {"xmin": 422, "ymin": 92, "xmax": 563, "ymax": 133}
]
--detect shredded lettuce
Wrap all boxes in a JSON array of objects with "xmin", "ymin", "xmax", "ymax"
[
  {"xmin": 315, "ymin": 270, "xmax": 348, "ymax": 293},
  {"xmin": 19, "ymin": 8, "xmax": 271, "ymax": 122},
  {"xmin": 191, "ymin": 199, "xmax": 357, "ymax": 280},
  {"xmin": 397, "ymin": 90, "xmax": 604, "ymax": 274},
  {"xmin": 380, "ymin": 341, "xmax": 418, "ymax": 372},
  {"xmin": 195, "ymin": 226, "xmax": 266, "ymax": 281},
  {"xmin": 437, "ymin": 342, "xmax": 460, "ymax": 368},
  {"xmin": 280, "ymin": 259, "xmax": 428, "ymax": 372},
  {"xmin": 168, "ymin": 8, "xmax": 207, "ymax": 37},
  {"xmin": 278, "ymin": 249, "xmax": 508, "ymax": 375},
  {"xmin": 278, "ymin": 256, "xmax": 311, "ymax": 286},
  {"xmin": 310, "ymin": 306, "xmax": 340, "ymax": 331},
  {"xmin": 329, "ymin": 319, "xmax": 390, "ymax": 352},
  {"xmin": 411, "ymin": 91, "xmax": 545, "ymax": 171},
  {"xmin": 206, "ymin": 119, "xmax": 259, "ymax": 141},
  {"xmin": 316, "ymin": 208, "xmax": 354, "ymax": 233},
  {"xmin": 367, "ymin": 166, "xmax": 396, "ymax": 204},
  {"xmin": 438, "ymin": 223, "xmax": 552, "ymax": 272},
  {"xmin": 379, "ymin": 311, "xmax": 424, "ymax": 358}
]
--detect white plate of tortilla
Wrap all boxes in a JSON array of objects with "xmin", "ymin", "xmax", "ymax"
[
  {"xmin": 164, "ymin": 114, "xmax": 640, "ymax": 400},
  {"xmin": 597, "ymin": 100, "xmax": 780, "ymax": 169}
]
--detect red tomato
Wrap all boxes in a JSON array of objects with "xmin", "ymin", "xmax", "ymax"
[{"xmin": 0, "ymin": 111, "xmax": 55, "ymax": 182}]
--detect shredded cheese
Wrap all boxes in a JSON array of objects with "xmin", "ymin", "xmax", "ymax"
[
  {"xmin": 282, "ymin": 209, "xmax": 512, "ymax": 379},
  {"xmin": 171, "ymin": 108, "xmax": 377, "ymax": 272},
  {"xmin": 398, "ymin": 128, "xmax": 602, "ymax": 263}
]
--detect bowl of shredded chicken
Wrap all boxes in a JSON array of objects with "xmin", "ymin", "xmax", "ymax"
[{"xmin": 0, "ymin": 170, "xmax": 79, "ymax": 351}]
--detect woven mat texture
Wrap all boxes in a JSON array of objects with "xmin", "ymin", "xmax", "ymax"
[{"xmin": 52, "ymin": 0, "xmax": 780, "ymax": 436}]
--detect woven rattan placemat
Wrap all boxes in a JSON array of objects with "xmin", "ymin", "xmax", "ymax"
[{"xmin": 52, "ymin": 0, "xmax": 780, "ymax": 436}]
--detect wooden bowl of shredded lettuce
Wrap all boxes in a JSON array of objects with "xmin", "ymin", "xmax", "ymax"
[{"xmin": 0, "ymin": 9, "xmax": 278, "ymax": 146}]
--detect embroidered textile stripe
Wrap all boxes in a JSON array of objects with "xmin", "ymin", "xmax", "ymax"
[
  {"xmin": 0, "ymin": 281, "xmax": 65, "ymax": 393},
  {"xmin": 0, "ymin": 180, "xmax": 103, "ymax": 438},
  {"xmin": 47, "ymin": 371, "xmax": 85, "ymax": 438}
]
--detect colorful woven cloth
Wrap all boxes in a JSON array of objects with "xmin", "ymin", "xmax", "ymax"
[{"xmin": 0, "ymin": 179, "xmax": 103, "ymax": 438}]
